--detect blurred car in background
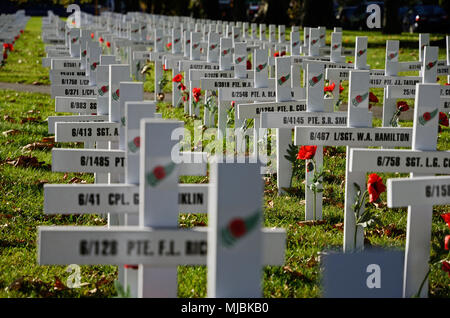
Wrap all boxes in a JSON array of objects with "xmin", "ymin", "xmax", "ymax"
[
  {"xmin": 401, "ymin": 4, "xmax": 449, "ymax": 33},
  {"xmin": 337, "ymin": 1, "xmax": 385, "ymax": 30},
  {"xmin": 247, "ymin": 2, "xmax": 260, "ymax": 21}
]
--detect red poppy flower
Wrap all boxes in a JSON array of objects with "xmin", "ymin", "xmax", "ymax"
[
  {"xmin": 91, "ymin": 33, "xmax": 94, "ymax": 39},
  {"xmin": 439, "ymin": 112, "xmax": 449, "ymax": 127},
  {"xmin": 355, "ymin": 95, "xmax": 363, "ymax": 103},
  {"xmin": 182, "ymin": 94, "xmax": 189, "ymax": 102},
  {"xmin": 274, "ymin": 52, "xmax": 279, "ymax": 57},
  {"xmin": 280, "ymin": 51, "xmax": 286, "ymax": 56},
  {"xmin": 247, "ymin": 60, "xmax": 252, "ymax": 70},
  {"xmin": 442, "ymin": 213, "xmax": 450, "ymax": 229},
  {"xmin": 99, "ymin": 37, "xmax": 104, "ymax": 43},
  {"xmin": 423, "ymin": 112, "xmax": 431, "ymax": 121},
  {"xmin": 192, "ymin": 87, "xmax": 202, "ymax": 103},
  {"xmin": 3, "ymin": 43, "xmax": 12, "ymax": 52},
  {"xmin": 106, "ymin": 41, "xmax": 111, "ymax": 48},
  {"xmin": 324, "ymin": 82, "xmax": 336, "ymax": 92},
  {"xmin": 172, "ymin": 74, "xmax": 183, "ymax": 82},
  {"xmin": 339, "ymin": 83, "xmax": 344, "ymax": 93},
  {"xmin": 133, "ymin": 136, "xmax": 140, "ymax": 148},
  {"xmin": 178, "ymin": 83, "xmax": 186, "ymax": 91},
  {"xmin": 445, "ymin": 235, "xmax": 450, "ymax": 250},
  {"xmin": 442, "ymin": 261, "xmax": 450, "ymax": 278},
  {"xmin": 20, "ymin": 30, "xmax": 23, "ymax": 34},
  {"xmin": 153, "ymin": 166, "xmax": 166, "ymax": 180},
  {"xmin": 397, "ymin": 101, "xmax": 409, "ymax": 112},
  {"xmin": 369, "ymin": 92, "xmax": 378, "ymax": 103},
  {"xmin": 445, "ymin": 83, "xmax": 450, "ymax": 86},
  {"xmin": 297, "ymin": 145, "xmax": 317, "ymax": 160},
  {"xmin": 367, "ymin": 173, "xmax": 386, "ymax": 203},
  {"xmin": 166, "ymin": 42, "xmax": 172, "ymax": 49},
  {"xmin": 231, "ymin": 101, "xmax": 235, "ymax": 108},
  {"xmin": 347, "ymin": 60, "xmax": 353, "ymax": 63},
  {"xmin": 229, "ymin": 218, "xmax": 246, "ymax": 238}
]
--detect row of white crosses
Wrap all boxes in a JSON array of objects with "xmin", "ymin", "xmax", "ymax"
[
  {"xmin": 40, "ymin": 10, "xmax": 448, "ymax": 298},
  {"xmin": 39, "ymin": 119, "xmax": 287, "ymax": 298},
  {"xmin": 382, "ymin": 36, "xmax": 450, "ymax": 128},
  {"xmin": 43, "ymin": 12, "xmax": 149, "ymax": 288},
  {"xmin": 178, "ymin": 31, "xmax": 410, "ymax": 223},
  {"xmin": 189, "ymin": 27, "xmax": 351, "ymax": 154},
  {"xmin": 295, "ymin": 47, "xmax": 448, "ymax": 298},
  {"xmin": 289, "ymin": 44, "xmax": 438, "ymax": 234},
  {"xmin": 275, "ymin": 36, "xmax": 448, "ymax": 221},
  {"xmin": 233, "ymin": 36, "xmax": 374, "ymax": 221},
  {"xmin": 158, "ymin": 23, "xmax": 345, "ymax": 120},
  {"xmin": 346, "ymin": 49, "xmax": 448, "ymax": 298},
  {"xmin": 41, "ymin": 12, "xmax": 286, "ymax": 297},
  {"xmin": 0, "ymin": 10, "xmax": 29, "ymax": 64}
]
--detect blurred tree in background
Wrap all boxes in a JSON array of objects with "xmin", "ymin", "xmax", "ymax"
[
  {"xmin": 383, "ymin": 0, "xmax": 402, "ymax": 34},
  {"xmin": 5, "ymin": 0, "xmax": 450, "ymax": 34}
]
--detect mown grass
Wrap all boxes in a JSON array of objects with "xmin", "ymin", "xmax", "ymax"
[
  {"xmin": 0, "ymin": 18, "xmax": 449, "ymax": 298},
  {"xmin": 0, "ymin": 17, "xmax": 49, "ymax": 85}
]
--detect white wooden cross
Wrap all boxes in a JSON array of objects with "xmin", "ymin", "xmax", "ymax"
[
  {"xmin": 350, "ymin": 82, "xmax": 445, "ymax": 297},
  {"xmin": 387, "ymin": 176, "xmax": 450, "ymax": 297},
  {"xmin": 387, "ymin": 175, "xmax": 450, "ymax": 298}
]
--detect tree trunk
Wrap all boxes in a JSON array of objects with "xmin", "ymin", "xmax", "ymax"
[
  {"xmin": 232, "ymin": 0, "xmax": 247, "ymax": 22},
  {"xmin": 383, "ymin": 0, "xmax": 402, "ymax": 34},
  {"xmin": 113, "ymin": 0, "xmax": 122, "ymax": 13},
  {"xmin": 153, "ymin": 0, "xmax": 162, "ymax": 14},
  {"xmin": 265, "ymin": 0, "xmax": 289, "ymax": 25},
  {"xmin": 200, "ymin": 0, "xmax": 219, "ymax": 20}
]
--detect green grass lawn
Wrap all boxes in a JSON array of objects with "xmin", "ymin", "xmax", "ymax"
[
  {"xmin": 0, "ymin": 17, "xmax": 49, "ymax": 85},
  {"xmin": 0, "ymin": 18, "xmax": 449, "ymax": 298}
]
